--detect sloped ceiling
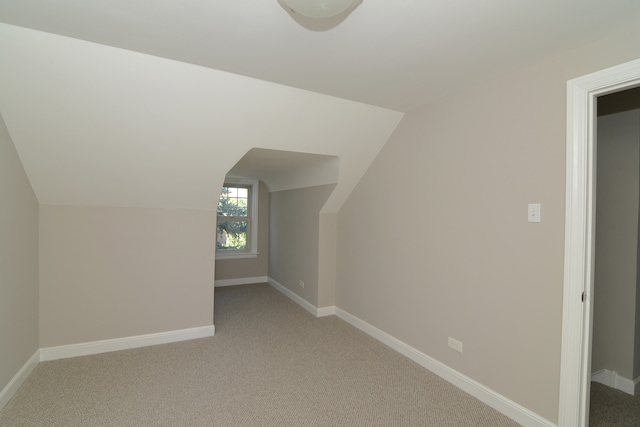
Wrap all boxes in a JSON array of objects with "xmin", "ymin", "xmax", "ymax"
[
  {"xmin": 1, "ymin": 0, "xmax": 639, "ymax": 112},
  {"xmin": 227, "ymin": 149, "xmax": 339, "ymax": 193},
  {"xmin": 1, "ymin": 1, "xmax": 639, "ymax": 212},
  {"xmin": 0, "ymin": 24, "xmax": 402, "ymax": 212}
]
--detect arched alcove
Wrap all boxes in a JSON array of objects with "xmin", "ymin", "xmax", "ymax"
[{"xmin": 214, "ymin": 148, "xmax": 339, "ymax": 314}]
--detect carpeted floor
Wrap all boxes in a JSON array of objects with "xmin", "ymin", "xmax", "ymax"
[
  {"xmin": 589, "ymin": 381, "xmax": 640, "ymax": 426},
  {"xmin": 0, "ymin": 283, "xmax": 521, "ymax": 426}
]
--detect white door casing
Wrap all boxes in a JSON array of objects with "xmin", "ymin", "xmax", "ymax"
[{"xmin": 559, "ymin": 58, "xmax": 640, "ymax": 427}]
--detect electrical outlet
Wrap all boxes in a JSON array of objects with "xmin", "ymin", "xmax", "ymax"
[
  {"xmin": 299, "ymin": 280, "xmax": 305, "ymax": 288},
  {"xmin": 448, "ymin": 337, "xmax": 463, "ymax": 353}
]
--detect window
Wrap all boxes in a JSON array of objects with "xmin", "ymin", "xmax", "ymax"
[{"xmin": 216, "ymin": 178, "xmax": 258, "ymax": 259}]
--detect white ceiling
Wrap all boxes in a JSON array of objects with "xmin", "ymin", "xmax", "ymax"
[
  {"xmin": 1, "ymin": 1, "xmax": 640, "ymax": 211},
  {"xmin": 0, "ymin": 23, "xmax": 402, "ymax": 211},
  {"xmin": 228, "ymin": 148, "xmax": 340, "ymax": 193},
  {"xmin": 1, "ymin": 0, "xmax": 639, "ymax": 112}
]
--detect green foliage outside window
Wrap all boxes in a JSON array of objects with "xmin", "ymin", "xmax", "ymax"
[{"xmin": 217, "ymin": 186, "xmax": 249, "ymax": 250}]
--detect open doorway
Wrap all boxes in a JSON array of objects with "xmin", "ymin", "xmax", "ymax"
[
  {"xmin": 213, "ymin": 148, "xmax": 339, "ymax": 320},
  {"xmin": 560, "ymin": 59, "xmax": 640, "ymax": 426},
  {"xmin": 588, "ymin": 88, "xmax": 640, "ymax": 424}
]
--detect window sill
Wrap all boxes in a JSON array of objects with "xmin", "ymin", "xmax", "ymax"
[{"xmin": 215, "ymin": 251, "xmax": 259, "ymax": 260}]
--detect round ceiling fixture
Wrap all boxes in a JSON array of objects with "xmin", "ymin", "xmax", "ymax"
[{"xmin": 280, "ymin": 0, "xmax": 362, "ymax": 19}]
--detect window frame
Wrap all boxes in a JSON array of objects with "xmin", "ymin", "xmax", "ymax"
[{"xmin": 215, "ymin": 178, "xmax": 259, "ymax": 260}]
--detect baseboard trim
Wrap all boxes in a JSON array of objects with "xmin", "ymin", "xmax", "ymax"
[
  {"xmin": 316, "ymin": 306, "xmax": 336, "ymax": 317},
  {"xmin": 591, "ymin": 369, "xmax": 610, "ymax": 386},
  {"xmin": 267, "ymin": 277, "xmax": 323, "ymax": 317},
  {"xmin": 214, "ymin": 276, "xmax": 268, "ymax": 287},
  {"xmin": 265, "ymin": 277, "xmax": 336, "ymax": 318},
  {"xmin": 0, "ymin": 350, "xmax": 40, "ymax": 411},
  {"xmin": 591, "ymin": 369, "xmax": 638, "ymax": 396},
  {"xmin": 40, "ymin": 325, "xmax": 215, "ymax": 362},
  {"xmin": 334, "ymin": 308, "xmax": 555, "ymax": 427},
  {"xmin": 1, "ymin": 326, "xmax": 216, "ymax": 408}
]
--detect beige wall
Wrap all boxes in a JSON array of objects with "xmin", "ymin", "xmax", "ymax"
[
  {"xmin": 215, "ymin": 181, "xmax": 269, "ymax": 281},
  {"xmin": 39, "ymin": 205, "xmax": 215, "ymax": 347},
  {"xmin": 593, "ymin": 105, "xmax": 640, "ymax": 380},
  {"xmin": 0, "ymin": 114, "xmax": 39, "ymax": 392},
  {"xmin": 334, "ymin": 24, "xmax": 640, "ymax": 423},
  {"xmin": 269, "ymin": 184, "xmax": 335, "ymax": 307},
  {"xmin": 637, "ymin": 225, "xmax": 640, "ymax": 380},
  {"xmin": 318, "ymin": 212, "xmax": 338, "ymax": 308}
]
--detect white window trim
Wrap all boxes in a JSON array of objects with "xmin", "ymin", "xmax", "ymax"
[{"xmin": 216, "ymin": 177, "xmax": 259, "ymax": 260}]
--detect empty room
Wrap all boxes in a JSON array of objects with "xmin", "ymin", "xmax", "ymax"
[{"xmin": 2, "ymin": 1, "xmax": 640, "ymax": 426}]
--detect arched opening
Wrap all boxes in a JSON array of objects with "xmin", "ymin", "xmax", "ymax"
[{"xmin": 213, "ymin": 148, "xmax": 339, "ymax": 322}]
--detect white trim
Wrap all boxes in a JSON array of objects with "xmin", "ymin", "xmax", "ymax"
[
  {"xmin": 560, "ymin": 58, "xmax": 640, "ymax": 427},
  {"xmin": 267, "ymin": 277, "xmax": 336, "ymax": 317},
  {"xmin": 316, "ymin": 306, "xmax": 336, "ymax": 317},
  {"xmin": 215, "ymin": 276, "xmax": 268, "ymax": 287},
  {"xmin": 215, "ymin": 251, "xmax": 258, "ymax": 260},
  {"xmin": 615, "ymin": 372, "xmax": 636, "ymax": 394},
  {"xmin": 40, "ymin": 325, "xmax": 215, "ymax": 362},
  {"xmin": 0, "ymin": 350, "xmax": 40, "ymax": 411},
  {"xmin": 334, "ymin": 308, "xmax": 555, "ymax": 427},
  {"xmin": 267, "ymin": 277, "xmax": 319, "ymax": 316},
  {"xmin": 590, "ymin": 369, "xmax": 638, "ymax": 396},
  {"xmin": 591, "ymin": 369, "xmax": 613, "ymax": 387},
  {"xmin": 266, "ymin": 277, "xmax": 336, "ymax": 318},
  {"xmin": 216, "ymin": 177, "xmax": 259, "ymax": 259},
  {"xmin": 246, "ymin": 278, "xmax": 552, "ymax": 425}
]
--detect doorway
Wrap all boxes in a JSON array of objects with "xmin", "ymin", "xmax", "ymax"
[
  {"xmin": 588, "ymin": 88, "xmax": 640, "ymax": 424},
  {"xmin": 559, "ymin": 58, "xmax": 640, "ymax": 426}
]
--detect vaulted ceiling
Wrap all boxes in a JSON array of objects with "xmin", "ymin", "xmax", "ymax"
[
  {"xmin": 1, "ymin": 1, "xmax": 639, "ymax": 211},
  {"xmin": 2, "ymin": 0, "xmax": 639, "ymax": 112}
]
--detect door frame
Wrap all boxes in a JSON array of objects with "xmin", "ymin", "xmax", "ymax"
[{"xmin": 559, "ymin": 57, "xmax": 640, "ymax": 426}]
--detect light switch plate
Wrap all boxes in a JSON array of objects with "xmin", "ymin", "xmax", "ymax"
[{"xmin": 528, "ymin": 204, "xmax": 541, "ymax": 223}]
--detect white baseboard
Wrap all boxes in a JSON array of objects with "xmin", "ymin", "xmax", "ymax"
[
  {"xmin": 0, "ymin": 350, "xmax": 40, "ymax": 411},
  {"xmin": 266, "ymin": 277, "xmax": 336, "ymax": 318},
  {"xmin": 215, "ymin": 276, "xmax": 268, "ymax": 287},
  {"xmin": 267, "ymin": 277, "xmax": 322, "ymax": 317},
  {"xmin": 266, "ymin": 276, "xmax": 552, "ymax": 425},
  {"xmin": 591, "ymin": 369, "xmax": 638, "ymax": 396},
  {"xmin": 40, "ymin": 325, "xmax": 215, "ymax": 362},
  {"xmin": 1, "ymin": 326, "xmax": 215, "ymax": 409},
  {"xmin": 334, "ymin": 308, "xmax": 555, "ymax": 427},
  {"xmin": 316, "ymin": 306, "xmax": 336, "ymax": 317}
]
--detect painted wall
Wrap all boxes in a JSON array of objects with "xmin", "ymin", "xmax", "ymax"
[
  {"xmin": 269, "ymin": 185, "xmax": 335, "ymax": 307},
  {"xmin": 318, "ymin": 212, "xmax": 338, "ymax": 308},
  {"xmin": 637, "ymin": 232, "xmax": 640, "ymax": 380},
  {"xmin": 215, "ymin": 181, "xmax": 269, "ymax": 282},
  {"xmin": 0, "ymin": 23, "xmax": 400, "ymax": 354},
  {"xmin": 593, "ymin": 99, "xmax": 640, "ymax": 381},
  {"xmin": 0, "ymin": 23, "xmax": 403, "ymax": 214},
  {"xmin": 335, "ymin": 25, "xmax": 640, "ymax": 423},
  {"xmin": 39, "ymin": 205, "xmax": 215, "ymax": 347},
  {"xmin": 637, "ymin": 228, "xmax": 640, "ymax": 380},
  {"xmin": 0, "ymin": 114, "xmax": 39, "ymax": 393}
]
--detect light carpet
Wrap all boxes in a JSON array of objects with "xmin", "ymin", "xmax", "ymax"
[
  {"xmin": 0, "ymin": 283, "xmax": 521, "ymax": 426},
  {"xmin": 589, "ymin": 381, "xmax": 640, "ymax": 426}
]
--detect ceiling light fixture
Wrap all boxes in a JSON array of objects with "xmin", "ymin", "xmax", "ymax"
[{"xmin": 280, "ymin": 0, "xmax": 362, "ymax": 19}]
